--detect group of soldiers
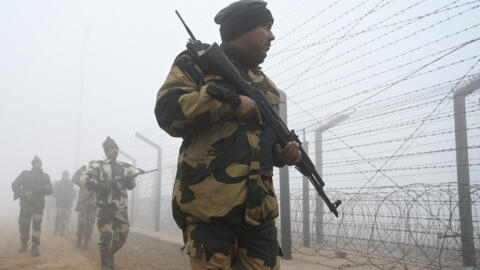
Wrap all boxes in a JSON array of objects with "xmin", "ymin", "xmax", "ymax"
[
  {"xmin": 12, "ymin": 137, "xmax": 137, "ymax": 270},
  {"xmin": 13, "ymin": 0, "xmax": 306, "ymax": 269}
]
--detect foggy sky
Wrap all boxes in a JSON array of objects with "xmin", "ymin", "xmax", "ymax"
[{"xmin": 0, "ymin": 0, "xmax": 310, "ymax": 217}]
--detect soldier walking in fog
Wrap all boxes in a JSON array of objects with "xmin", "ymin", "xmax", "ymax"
[
  {"xmin": 53, "ymin": 170, "xmax": 75, "ymax": 237},
  {"xmin": 80, "ymin": 137, "xmax": 137, "ymax": 270},
  {"xmin": 11, "ymin": 155, "xmax": 53, "ymax": 257},
  {"xmin": 73, "ymin": 163, "xmax": 96, "ymax": 249},
  {"xmin": 155, "ymin": 1, "xmax": 301, "ymax": 269}
]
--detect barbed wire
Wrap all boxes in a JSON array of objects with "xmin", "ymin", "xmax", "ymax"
[
  {"xmin": 287, "ymin": 182, "xmax": 480, "ymax": 269},
  {"xmin": 273, "ymin": 0, "xmax": 480, "ymax": 56},
  {"xmin": 271, "ymin": 3, "xmax": 478, "ymax": 80}
]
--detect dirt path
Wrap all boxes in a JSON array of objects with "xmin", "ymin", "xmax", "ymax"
[
  {"xmin": 0, "ymin": 219, "xmax": 188, "ymax": 270},
  {"xmin": 1, "ymin": 217, "xmax": 370, "ymax": 270}
]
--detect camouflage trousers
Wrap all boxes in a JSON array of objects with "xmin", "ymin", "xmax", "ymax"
[
  {"xmin": 183, "ymin": 219, "xmax": 281, "ymax": 270},
  {"xmin": 19, "ymin": 207, "xmax": 43, "ymax": 247},
  {"xmin": 54, "ymin": 207, "xmax": 70, "ymax": 235},
  {"xmin": 77, "ymin": 206, "xmax": 96, "ymax": 242},
  {"xmin": 96, "ymin": 207, "xmax": 129, "ymax": 254}
]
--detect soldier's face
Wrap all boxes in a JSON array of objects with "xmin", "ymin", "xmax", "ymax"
[
  {"xmin": 233, "ymin": 21, "xmax": 275, "ymax": 61},
  {"xmin": 106, "ymin": 147, "xmax": 119, "ymax": 160},
  {"xmin": 32, "ymin": 161, "xmax": 42, "ymax": 170}
]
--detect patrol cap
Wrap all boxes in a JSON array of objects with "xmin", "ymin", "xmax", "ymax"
[
  {"xmin": 102, "ymin": 136, "xmax": 118, "ymax": 153},
  {"xmin": 214, "ymin": 0, "xmax": 273, "ymax": 42}
]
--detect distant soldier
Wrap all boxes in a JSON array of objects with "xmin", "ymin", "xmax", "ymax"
[
  {"xmin": 53, "ymin": 170, "xmax": 75, "ymax": 236},
  {"xmin": 72, "ymin": 163, "xmax": 96, "ymax": 249},
  {"xmin": 80, "ymin": 137, "xmax": 136, "ymax": 270},
  {"xmin": 11, "ymin": 155, "xmax": 52, "ymax": 257}
]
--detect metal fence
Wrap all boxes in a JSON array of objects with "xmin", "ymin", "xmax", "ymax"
[{"xmin": 124, "ymin": 74, "xmax": 480, "ymax": 268}]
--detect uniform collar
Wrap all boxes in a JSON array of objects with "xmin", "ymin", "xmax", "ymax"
[{"xmin": 221, "ymin": 43, "xmax": 262, "ymax": 69}]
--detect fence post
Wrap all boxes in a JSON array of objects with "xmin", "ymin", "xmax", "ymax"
[
  {"xmin": 278, "ymin": 90, "xmax": 292, "ymax": 260},
  {"xmin": 453, "ymin": 74, "xmax": 480, "ymax": 267},
  {"xmin": 314, "ymin": 129, "xmax": 324, "ymax": 244},
  {"xmin": 302, "ymin": 130, "xmax": 310, "ymax": 247},
  {"xmin": 314, "ymin": 113, "xmax": 350, "ymax": 244},
  {"xmin": 135, "ymin": 132, "xmax": 162, "ymax": 232}
]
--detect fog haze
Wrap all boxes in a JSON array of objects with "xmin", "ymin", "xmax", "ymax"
[{"xmin": 1, "ymin": 0, "xmax": 479, "ymax": 222}]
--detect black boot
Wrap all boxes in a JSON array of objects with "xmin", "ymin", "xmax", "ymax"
[
  {"xmin": 18, "ymin": 242, "xmax": 27, "ymax": 253},
  {"xmin": 100, "ymin": 250, "xmax": 110, "ymax": 270},
  {"xmin": 31, "ymin": 245, "xmax": 39, "ymax": 257}
]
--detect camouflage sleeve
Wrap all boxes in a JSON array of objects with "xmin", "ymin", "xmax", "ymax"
[{"xmin": 154, "ymin": 52, "xmax": 241, "ymax": 137}]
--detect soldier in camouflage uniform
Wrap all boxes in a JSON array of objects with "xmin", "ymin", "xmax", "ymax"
[
  {"xmin": 80, "ymin": 137, "xmax": 136, "ymax": 270},
  {"xmin": 53, "ymin": 170, "xmax": 75, "ymax": 236},
  {"xmin": 11, "ymin": 156, "xmax": 53, "ymax": 257},
  {"xmin": 72, "ymin": 163, "xmax": 96, "ymax": 249},
  {"xmin": 155, "ymin": 1, "xmax": 301, "ymax": 269}
]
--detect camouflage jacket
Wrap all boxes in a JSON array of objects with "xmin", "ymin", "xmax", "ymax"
[
  {"xmin": 155, "ymin": 43, "xmax": 283, "ymax": 228},
  {"xmin": 72, "ymin": 166, "xmax": 96, "ymax": 211},
  {"xmin": 80, "ymin": 159, "xmax": 135, "ymax": 211},
  {"xmin": 12, "ymin": 168, "xmax": 52, "ymax": 211}
]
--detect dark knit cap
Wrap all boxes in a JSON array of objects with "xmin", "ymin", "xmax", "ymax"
[
  {"xmin": 102, "ymin": 136, "xmax": 118, "ymax": 153},
  {"xmin": 31, "ymin": 155, "xmax": 41, "ymax": 164},
  {"xmin": 214, "ymin": 0, "xmax": 273, "ymax": 43}
]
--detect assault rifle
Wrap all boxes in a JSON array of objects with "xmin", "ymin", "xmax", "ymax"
[
  {"xmin": 113, "ymin": 168, "xmax": 158, "ymax": 184},
  {"xmin": 175, "ymin": 11, "xmax": 341, "ymax": 217},
  {"xmin": 86, "ymin": 168, "xmax": 158, "ymax": 194}
]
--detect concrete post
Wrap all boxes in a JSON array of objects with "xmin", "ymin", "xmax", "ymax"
[
  {"xmin": 135, "ymin": 132, "xmax": 162, "ymax": 232},
  {"xmin": 453, "ymin": 74, "xmax": 480, "ymax": 267},
  {"xmin": 278, "ymin": 90, "xmax": 292, "ymax": 259},
  {"xmin": 314, "ymin": 130, "xmax": 324, "ymax": 244},
  {"xmin": 314, "ymin": 113, "xmax": 350, "ymax": 244},
  {"xmin": 302, "ymin": 131, "xmax": 310, "ymax": 247},
  {"xmin": 119, "ymin": 149, "xmax": 136, "ymax": 226}
]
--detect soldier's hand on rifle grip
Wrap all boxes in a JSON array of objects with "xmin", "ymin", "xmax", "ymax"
[
  {"xmin": 274, "ymin": 142, "xmax": 301, "ymax": 166},
  {"xmin": 236, "ymin": 95, "xmax": 263, "ymax": 125}
]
